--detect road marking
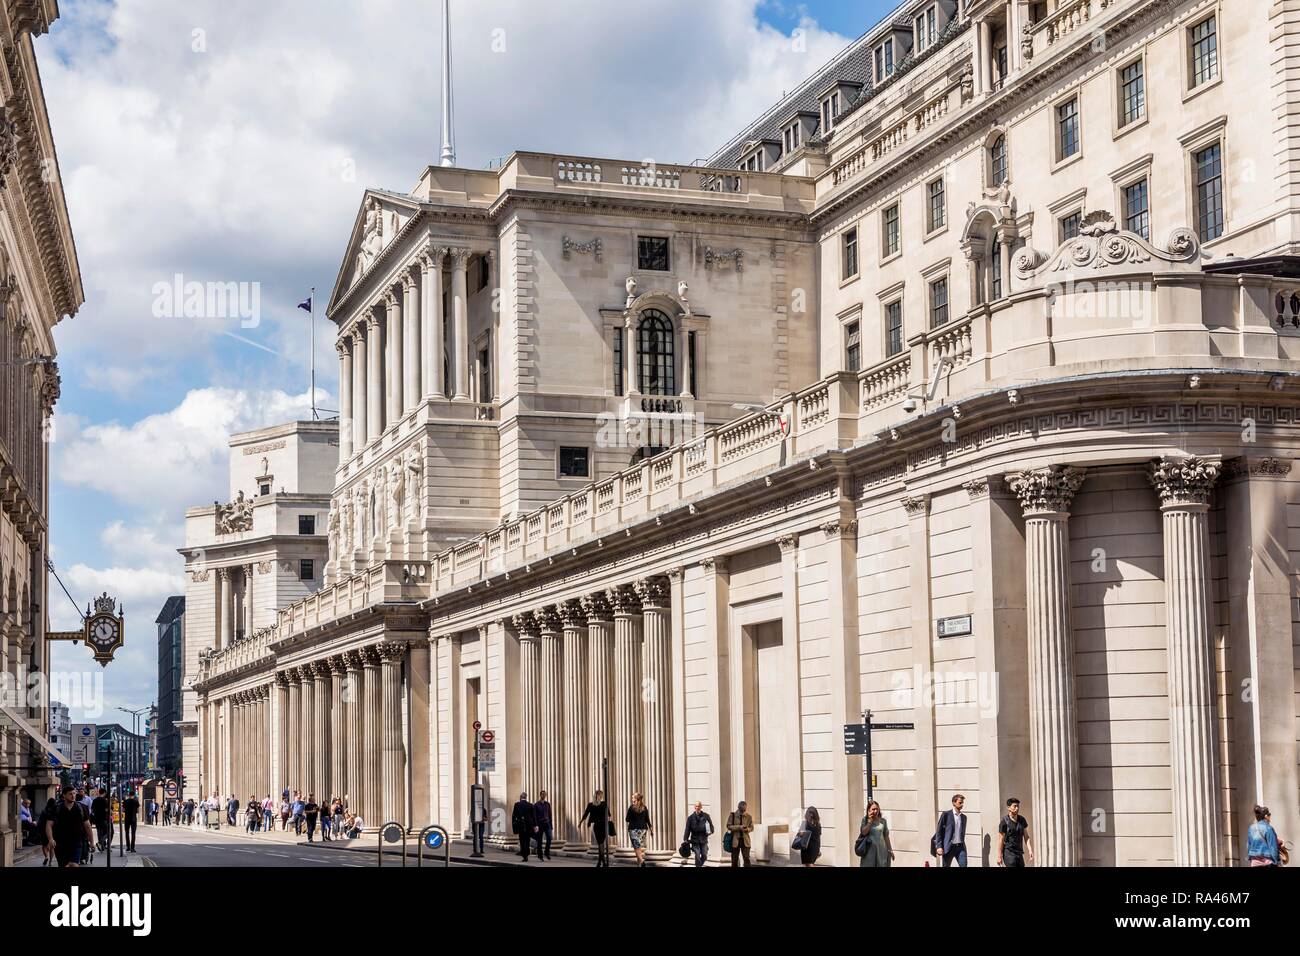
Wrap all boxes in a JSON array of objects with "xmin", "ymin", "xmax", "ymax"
[{"xmin": 266, "ymin": 852, "xmax": 291, "ymax": 858}]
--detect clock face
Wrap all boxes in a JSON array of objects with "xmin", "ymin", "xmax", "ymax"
[{"xmin": 87, "ymin": 614, "xmax": 121, "ymax": 652}]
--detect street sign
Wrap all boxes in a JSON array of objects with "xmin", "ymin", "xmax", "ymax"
[
  {"xmin": 472, "ymin": 720, "xmax": 482, "ymax": 732},
  {"xmin": 381, "ymin": 822, "xmax": 404, "ymax": 844},
  {"xmin": 476, "ymin": 750, "xmax": 497, "ymax": 772},
  {"xmin": 71, "ymin": 724, "xmax": 97, "ymax": 763},
  {"xmin": 165, "ymin": 780, "xmax": 178, "ymax": 799},
  {"xmin": 48, "ymin": 753, "xmax": 61, "ymax": 768},
  {"xmin": 937, "ymin": 615, "xmax": 973, "ymax": 638},
  {"xmin": 424, "ymin": 829, "xmax": 444, "ymax": 849},
  {"xmin": 843, "ymin": 723, "xmax": 868, "ymax": 756},
  {"xmin": 872, "ymin": 722, "xmax": 915, "ymax": 731},
  {"xmin": 480, "ymin": 730, "xmax": 495, "ymax": 745}
]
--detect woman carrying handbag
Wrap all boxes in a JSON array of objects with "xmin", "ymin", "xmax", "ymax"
[{"xmin": 792, "ymin": 806, "xmax": 822, "ymax": 866}]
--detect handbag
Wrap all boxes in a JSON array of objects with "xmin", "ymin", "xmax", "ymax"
[
  {"xmin": 854, "ymin": 832, "xmax": 870, "ymax": 858},
  {"xmin": 679, "ymin": 841, "xmax": 691, "ymax": 859},
  {"xmin": 722, "ymin": 830, "xmax": 734, "ymax": 853},
  {"xmin": 791, "ymin": 829, "xmax": 807, "ymax": 852}
]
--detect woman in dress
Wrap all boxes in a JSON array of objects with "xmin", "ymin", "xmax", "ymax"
[
  {"xmin": 625, "ymin": 792, "xmax": 653, "ymax": 868},
  {"xmin": 798, "ymin": 806, "xmax": 822, "ymax": 867},
  {"xmin": 858, "ymin": 800, "xmax": 894, "ymax": 868},
  {"xmin": 578, "ymin": 789, "xmax": 611, "ymax": 867}
]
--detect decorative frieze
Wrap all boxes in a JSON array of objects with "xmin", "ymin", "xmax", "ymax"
[
  {"xmin": 562, "ymin": 236, "xmax": 602, "ymax": 261},
  {"xmin": 703, "ymin": 246, "xmax": 744, "ymax": 272},
  {"xmin": 1222, "ymin": 456, "xmax": 1292, "ymax": 482}
]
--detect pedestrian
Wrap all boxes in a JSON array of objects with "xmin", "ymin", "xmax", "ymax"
[
  {"xmin": 280, "ymin": 796, "xmax": 291, "ymax": 830},
  {"xmin": 19, "ymin": 799, "xmax": 34, "ymax": 845},
  {"xmin": 682, "ymin": 800, "xmax": 714, "ymax": 867},
  {"xmin": 348, "ymin": 812, "xmax": 365, "ymax": 838},
  {"xmin": 226, "ymin": 793, "xmax": 239, "ymax": 827},
  {"xmin": 626, "ymin": 792, "xmax": 653, "ymax": 867},
  {"xmin": 304, "ymin": 794, "xmax": 320, "ymax": 843},
  {"xmin": 90, "ymin": 788, "xmax": 110, "ymax": 851},
  {"xmin": 331, "ymin": 797, "xmax": 344, "ymax": 838},
  {"xmin": 933, "ymin": 793, "xmax": 969, "ymax": 867},
  {"xmin": 122, "ymin": 790, "xmax": 140, "ymax": 852},
  {"xmin": 292, "ymin": 792, "xmax": 305, "ymax": 835},
  {"xmin": 856, "ymin": 800, "xmax": 893, "ymax": 867},
  {"xmin": 320, "ymin": 798, "xmax": 332, "ymax": 842},
  {"xmin": 997, "ymin": 797, "xmax": 1033, "ymax": 868},
  {"xmin": 35, "ymin": 798, "xmax": 57, "ymax": 866},
  {"xmin": 579, "ymin": 790, "xmax": 611, "ymax": 867},
  {"xmin": 725, "ymin": 800, "xmax": 754, "ymax": 867},
  {"xmin": 511, "ymin": 792, "xmax": 537, "ymax": 861},
  {"xmin": 1246, "ymin": 805, "xmax": 1283, "ymax": 866},
  {"xmin": 47, "ymin": 786, "xmax": 94, "ymax": 868},
  {"xmin": 263, "ymin": 795, "xmax": 274, "ymax": 832},
  {"xmin": 534, "ymin": 790, "xmax": 554, "ymax": 860},
  {"xmin": 245, "ymin": 798, "xmax": 259, "ymax": 833},
  {"xmin": 793, "ymin": 806, "xmax": 821, "ymax": 866}
]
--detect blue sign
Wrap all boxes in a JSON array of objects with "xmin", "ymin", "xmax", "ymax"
[
  {"xmin": 425, "ymin": 829, "xmax": 444, "ymax": 849},
  {"xmin": 48, "ymin": 753, "xmax": 61, "ymax": 767},
  {"xmin": 80, "ymin": 726, "xmax": 92, "ymax": 737}
]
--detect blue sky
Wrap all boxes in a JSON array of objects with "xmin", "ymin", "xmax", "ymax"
[{"xmin": 38, "ymin": 0, "xmax": 899, "ymax": 724}]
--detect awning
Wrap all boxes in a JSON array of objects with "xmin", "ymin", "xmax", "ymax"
[{"xmin": 0, "ymin": 703, "xmax": 71, "ymax": 767}]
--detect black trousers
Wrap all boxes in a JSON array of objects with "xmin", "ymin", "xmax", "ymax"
[
  {"xmin": 534, "ymin": 825, "xmax": 552, "ymax": 858},
  {"xmin": 518, "ymin": 832, "xmax": 531, "ymax": 859},
  {"xmin": 730, "ymin": 843, "xmax": 751, "ymax": 867},
  {"xmin": 124, "ymin": 820, "xmax": 137, "ymax": 850}
]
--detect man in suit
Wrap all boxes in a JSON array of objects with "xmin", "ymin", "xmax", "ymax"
[
  {"xmin": 511, "ymin": 792, "xmax": 537, "ymax": 861},
  {"xmin": 933, "ymin": 793, "xmax": 969, "ymax": 867}
]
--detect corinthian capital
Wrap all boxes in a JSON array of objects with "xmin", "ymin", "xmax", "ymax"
[
  {"xmin": 535, "ymin": 606, "xmax": 563, "ymax": 634},
  {"xmin": 383, "ymin": 290, "xmax": 399, "ymax": 310},
  {"xmin": 633, "ymin": 577, "xmax": 670, "ymax": 610},
  {"xmin": 1149, "ymin": 456, "xmax": 1221, "ymax": 509},
  {"xmin": 605, "ymin": 584, "xmax": 641, "ymax": 617},
  {"xmin": 559, "ymin": 599, "xmax": 587, "ymax": 630},
  {"xmin": 512, "ymin": 611, "xmax": 540, "ymax": 639},
  {"xmin": 580, "ymin": 592, "xmax": 612, "ymax": 622},
  {"xmin": 449, "ymin": 247, "xmax": 472, "ymax": 267},
  {"xmin": 1007, "ymin": 465, "xmax": 1087, "ymax": 517},
  {"xmin": 376, "ymin": 641, "xmax": 407, "ymax": 663}
]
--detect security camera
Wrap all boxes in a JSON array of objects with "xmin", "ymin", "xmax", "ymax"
[{"xmin": 902, "ymin": 397, "xmax": 919, "ymax": 414}]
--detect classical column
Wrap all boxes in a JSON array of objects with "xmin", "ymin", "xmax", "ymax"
[
  {"xmin": 218, "ymin": 569, "xmax": 233, "ymax": 648},
  {"xmin": 624, "ymin": 314, "xmax": 638, "ymax": 394},
  {"xmin": 311, "ymin": 660, "xmax": 331, "ymax": 801},
  {"xmin": 362, "ymin": 646, "xmax": 383, "ymax": 823},
  {"xmin": 329, "ymin": 657, "xmax": 346, "ymax": 807},
  {"xmin": 513, "ymin": 611, "xmax": 542, "ymax": 797},
  {"xmin": 582, "ymin": 593, "xmax": 615, "ymax": 817},
  {"xmin": 285, "ymin": 671, "xmax": 301, "ymax": 791},
  {"xmin": 275, "ymin": 672, "xmax": 289, "ymax": 793},
  {"xmin": 231, "ymin": 694, "xmax": 242, "ymax": 799},
  {"xmin": 636, "ymin": 577, "xmax": 674, "ymax": 855},
  {"xmin": 450, "ymin": 249, "xmax": 470, "ymax": 399},
  {"xmin": 403, "ymin": 272, "xmax": 420, "ymax": 411},
  {"xmin": 537, "ymin": 606, "xmax": 564, "ymax": 843},
  {"xmin": 560, "ymin": 599, "xmax": 589, "ymax": 847},
  {"xmin": 352, "ymin": 322, "xmax": 368, "ymax": 449},
  {"xmin": 609, "ymin": 584, "xmax": 643, "ymax": 849},
  {"xmin": 343, "ymin": 650, "xmax": 365, "ymax": 818},
  {"xmin": 384, "ymin": 290, "xmax": 402, "ymax": 427},
  {"xmin": 378, "ymin": 641, "xmax": 407, "ymax": 827},
  {"xmin": 337, "ymin": 337, "xmax": 354, "ymax": 461},
  {"xmin": 244, "ymin": 564, "xmax": 255, "ymax": 637},
  {"xmin": 366, "ymin": 311, "xmax": 383, "ymax": 443},
  {"xmin": 1006, "ymin": 464, "xmax": 1087, "ymax": 867},
  {"xmin": 301, "ymin": 664, "xmax": 318, "ymax": 799},
  {"xmin": 1149, "ymin": 456, "xmax": 1224, "ymax": 866},
  {"xmin": 421, "ymin": 248, "xmax": 446, "ymax": 399}
]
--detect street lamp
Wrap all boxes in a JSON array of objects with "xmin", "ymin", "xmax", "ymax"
[{"xmin": 118, "ymin": 704, "xmax": 153, "ymax": 782}]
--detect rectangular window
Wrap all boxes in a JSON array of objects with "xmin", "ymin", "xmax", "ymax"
[
  {"xmin": 637, "ymin": 235, "xmax": 670, "ymax": 272},
  {"xmin": 882, "ymin": 203, "xmax": 900, "ymax": 257},
  {"xmin": 298, "ymin": 560, "xmax": 315, "ymax": 581},
  {"xmin": 258, "ymin": 482, "xmax": 271, "ymax": 496},
  {"xmin": 927, "ymin": 178, "xmax": 946, "ymax": 232},
  {"xmin": 845, "ymin": 320, "xmax": 861, "ymax": 373},
  {"xmin": 1057, "ymin": 97, "xmax": 1080, "ymax": 160},
  {"xmin": 842, "ymin": 227, "xmax": 859, "ymax": 280},
  {"xmin": 1059, "ymin": 212, "xmax": 1082, "ymax": 243},
  {"xmin": 1119, "ymin": 60, "xmax": 1145, "ymax": 127},
  {"xmin": 874, "ymin": 40, "xmax": 894, "ymax": 84},
  {"xmin": 929, "ymin": 277, "xmax": 949, "ymax": 328},
  {"xmin": 821, "ymin": 92, "xmax": 839, "ymax": 132},
  {"xmin": 1189, "ymin": 16, "xmax": 1218, "ymax": 89},
  {"xmin": 613, "ymin": 327, "xmax": 624, "ymax": 395},
  {"xmin": 915, "ymin": 5, "xmax": 937, "ymax": 51},
  {"xmin": 784, "ymin": 122, "xmax": 801, "ymax": 155},
  {"xmin": 991, "ymin": 242, "xmax": 1003, "ymax": 300},
  {"xmin": 298, "ymin": 515, "xmax": 315, "ymax": 535},
  {"xmin": 995, "ymin": 45, "xmax": 1008, "ymax": 83},
  {"xmin": 558, "ymin": 446, "xmax": 590, "ymax": 479},
  {"xmin": 1195, "ymin": 143, "xmax": 1224, "ymax": 241},
  {"xmin": 885, "ymin": 301, "xmax": 904, "ymax": 357},
  {"xmin": 1123, "ymin": 178, "xmax": 1150, "ymax": 240}
]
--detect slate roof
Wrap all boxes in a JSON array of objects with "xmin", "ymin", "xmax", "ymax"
[{"xmin": 707, "ymin": 1, "xmax": 965, "ymax": 169}]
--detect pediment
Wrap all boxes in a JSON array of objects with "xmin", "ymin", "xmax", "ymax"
[{"xmin": 328, "ymin": 190, "xmax": 424, "ymax": 314}]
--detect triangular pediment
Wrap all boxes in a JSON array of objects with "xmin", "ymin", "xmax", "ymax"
[{"xmin": 327, "ymin": 189, "xmax": 424, "ymax": 316}]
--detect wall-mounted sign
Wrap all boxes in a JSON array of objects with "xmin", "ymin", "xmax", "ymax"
[{"xmin": 936, "ymin": 615, "xmax": 973, "ymax": 639}]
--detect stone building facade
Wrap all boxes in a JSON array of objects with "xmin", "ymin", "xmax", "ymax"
[
  {"xmin": 0, "ymin": 0, "xmax": 82, "ymax": 867},
  {"xmin": 193, "ymin": 0, "xmax": 1300, "ymax": 866}
]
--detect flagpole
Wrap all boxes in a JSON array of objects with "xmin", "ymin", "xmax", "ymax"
[{"xmin": 310, "ymin": 286, "xmax": 317, "ymax": 420}]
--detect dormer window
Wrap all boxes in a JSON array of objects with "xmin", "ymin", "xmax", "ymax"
[
  {"xmin": 740, "ymin": 151, "xmax": 763, "ymax": 172},
  {"xmin": 914, "ymin": 4, "xmax": 938, "ymax": 53},
  {"xmin": 820, "ymin": 91, "xmax": 840, "ymax": 134},
  {"xmin": 873, "ymin": 39, "xmax": 895, "ymax": 84},
  {"xmin": 783, "ymin": 122, "xmax": 801, "ymax": 155}
]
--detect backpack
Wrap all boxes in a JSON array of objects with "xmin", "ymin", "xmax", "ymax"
[{"xmin": 722, "ymin": 813, "xmax": 735, "ymax": 853}]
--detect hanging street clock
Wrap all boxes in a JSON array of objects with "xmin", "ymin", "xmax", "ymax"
[{"xmin": 84, "ymin": 592, "xmax": 125, "ymax": 666}]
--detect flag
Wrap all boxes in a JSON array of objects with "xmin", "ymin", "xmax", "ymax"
[{"xmin": 297, "ymin": 294, "xmax": 312, "ymax": 313}]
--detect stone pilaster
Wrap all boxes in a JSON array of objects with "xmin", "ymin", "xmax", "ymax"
[
  {"xmin": 352, "ymin": 322, "xmax": 368, "ymax": 448},
  {"xmin": 537, "ymin": 605, "xmax": 564, "ymax": 840},
  {"xmin": 286, "ymin": 669, "xmax": 301, "ymax": 792},
  {"xmin": 343, "ymin": 650, "xmax": 365, "ymax": 817},
  {"xmin": 513, "ymin": 611, "xmax": 542, "ymax": 797},
  {"xmin": 1006, "ymin": 464, "xmax": 1086, "ymax": 867},
  {"xmin": 403, "ymin": 272, "xmax": 420, "ymax": 411},
  {"xmin": 636, "ymin": 576, "xmax": 674, "ymax": 856},
  {"xmin": 582, "ymin": 592, "xmax": 615, "ymax": 821},
  {"xmin": 361, "ymin": 646, "xmax": 383, "ymax": 823},
  {"xmin": 450, "ymin": 249, "xmax": 471, "ymax": 399},
  {"xmin": 560, "ymin": 599, "xmax": 589, "ymax": 848},
  {"xmin": 275, "ymin": 672, "xmax": 289, "ymax": 794},
  {"xmin": 378, "ymin": 641, "xmax": 407, "ymax": 828},
  {"xmin": 608, "ymin": 584, "xmax": 643, "ymax": 850},
  {"xmin": 1149, "ymin": 455, "xmax": 1224, "ymax": 866},
  {"xmin": 384, "ymin": 289, "xmax": 402, "ymax": 427},
  {"xmin": 366, "ymin": 311, "xmax": 383, "ymax": 442},
  {"xmin": 311, "ymin": 660, "xmax": 331, "ymax": 800}
]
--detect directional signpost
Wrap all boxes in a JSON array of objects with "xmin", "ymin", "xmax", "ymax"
[{"xmin": 844, "ymin": 710, "xmax": 914, "ymax": 804}]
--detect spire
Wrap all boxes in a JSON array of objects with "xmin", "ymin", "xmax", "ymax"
[{"xmin": 439, "ymin": 0, "xmax": 456, "ymax": 168}]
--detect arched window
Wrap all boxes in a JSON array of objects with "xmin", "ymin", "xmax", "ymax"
[
  {"xmin": 990, "ymin": 135, "xmax": 1008, "ymax": 187},
  {"xmin": 637, "ymin": 309, "xmax": 675, "ymax": 396}
]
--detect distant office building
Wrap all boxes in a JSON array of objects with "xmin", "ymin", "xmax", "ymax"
[
  {"xmin": 48, "ymin": 702, "xmax": 70, "ymax": 760},
  {"xmin": 95, "ymin": 724, "xmax": 147, "ymax": 779},
  {"xmin": 156, "ymin": 596, "xmax": 185, "ymax": 777}
]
